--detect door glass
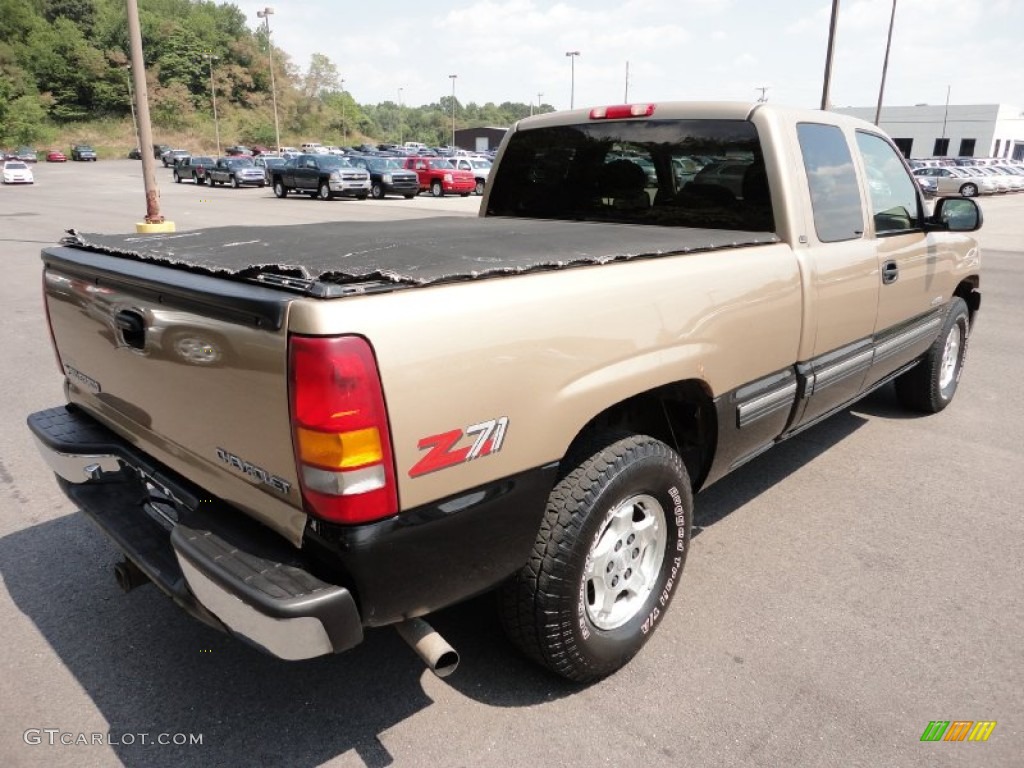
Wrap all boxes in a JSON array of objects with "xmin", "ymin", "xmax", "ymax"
[
  {"xmin": 796, "ymin": 123, "xmax": 864, "ymax": 243},
  {"xmin": 856, "ymin": 131, "xmax": 921, "ymax": 234}
]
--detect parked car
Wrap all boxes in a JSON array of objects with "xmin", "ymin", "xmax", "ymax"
[
  {"xmin": 162, "ymin": 149, "xmax": 191, "ymax": 168},
  {"xmin": 208, "ymin": 157, "xmax": 266, "ymax": 188},
  {"xmin": 174, "ymin": 156, "xmax": 217, "ymax": 185},
  {"xmin": 70, "ymin": 145, "xmax": 97, "ymax": 161},
  {"xmin": 14, "ymin": 146, "xmax": 38, "ymax": 163},
  {"xmin": 128, "ymin": 147, "xmax": 143, "ymax": 160},
  {"xmin": 271, "ymin": 154, "xmax": 371, "ymax": 199},
  {"xmin": 913, "ymin": 166, "xmax": 997, "ymax": 197},
  {"xmin": 973, "ymin": 166, "xmax": 1023, "ymax": 192},
  {"xmin": 401, "ymin": 156, "xmax": 476, "ymax": 197},
  {"xmin": 224, "ymin": 146, "xmax": 253, "ymax": 157},
  {"xmin": 46, "ymin": 149, "xmax": 67, "ymax": 163},
  {"xmin": 254, "ymin": 155, "xmax": 288, "ymax": 184},
  {"xmin": 2, "ymin": 160, "xmax": 34, "ymax": 184},
  {"xmin": 913, "ymin": 174, "xmax": 937, "ymax": 197},
  {"xmin": 346, "ymin": 155, "xmax": 420, "ymax": 199},
  {"xmin": 153, "ymin": 144, "xmax": 171, "ymax": 159},
  {"xmin": 448, "ymin": 156, "xmax": 494, "ymax": 195}
]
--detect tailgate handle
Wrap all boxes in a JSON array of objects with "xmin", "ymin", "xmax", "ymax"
[{"xmin": 115, "ymin": 310, "xmax": 146, "ymax": 349}]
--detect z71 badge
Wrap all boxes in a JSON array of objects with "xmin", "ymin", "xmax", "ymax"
[{"xmin": 408, "ymin": 417, "xmax": 509, "ymax": 478}]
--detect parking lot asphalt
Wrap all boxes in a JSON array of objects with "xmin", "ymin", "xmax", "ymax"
[{"xmin": 0, "ymin": 161, "xmax": 1021, "ymax": 768}]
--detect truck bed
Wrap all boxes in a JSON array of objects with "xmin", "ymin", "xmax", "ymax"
[{"xmin": 63, "ymin": 218, "xmax": 778, "ymax": 297}]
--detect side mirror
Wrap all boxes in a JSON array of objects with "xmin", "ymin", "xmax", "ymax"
[{"xmin": 927, "ymin": 197, "xmax": 983, "ymax": 232}]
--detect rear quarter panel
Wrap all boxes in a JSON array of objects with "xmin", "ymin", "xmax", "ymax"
[{"xmin": 288, "ymin": 244, "xmax": 803, "ymax": 510}]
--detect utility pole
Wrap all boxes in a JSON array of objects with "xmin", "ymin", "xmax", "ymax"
[
  {"xmin": 203, "ymin": 53, "xmax": 221, "ymax": 155},
  {"xmin": 124, "ymin": 64, "xmax": 139, "ymax": 149},
  {"xmin": 755, "ymin": 86, "xmax": 770, "ymax": 103},
  {"xmin": 256, "ymin": 7, "xmax": 281, "ymax": 151},
  {"xmin": 820, "ymin": 0, "xmax": 840, "ymax": 110},
  {"xmin": 566, "ymin": 51, "xmax": 580, "ymax": 109},
  {"xmin": 874, "ymin": 0, "xmax": 897, "ymax": 126},
  {"xmin": 398, "ymin": 87, "xmax": 404, "ymax": 144},
  {"xmin": 624, "ymin": 60, "xmax": 629, "ymax": 102},
  {"xmin": 126, "ymin": 0, "xmax": 172, "ymax": 231},
  {"xmin": 449, "ymin": 74, "xmax": 457, "ymax": 148},
  {"xmin": 340, "ymin": 78, "xmax": 346, "ymax": 141}
]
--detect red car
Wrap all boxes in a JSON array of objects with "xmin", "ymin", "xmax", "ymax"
[
  {"xmin": 46, "ymin": 149, "xmax": 67, "ymax": 162},
  {"xmin": 402, "ymin": 157, "xmax": 476, "ymax": 197}
]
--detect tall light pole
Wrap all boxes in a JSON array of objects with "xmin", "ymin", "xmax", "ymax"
[
  {"xmin": 873, "ymin": 0, "xmax": 897, "ymax": 126},
  {"xmin": 123, "ymin": 64, "xmax": 139, "ymax": 150},
  {"xmin": 397, "ymin": 87, "xmax": 404, "ymax": 144},
  {"xmin": 565, "ymin": 50, "xmax": 580, "ymax": 109},
  {"xmin": 203, "ymin": 53, "xmax": 221, "ymax": 155},
  {"xmin": 448, "ymin": 74, "xmax": 457, "ymax": 149},
  {"xmin": 820, "ymin": 0, "xmax": 840, "ymax": 110},
  {"xmin": 256, "ymin": 7, "xmax": 281, "ymax": 151}
]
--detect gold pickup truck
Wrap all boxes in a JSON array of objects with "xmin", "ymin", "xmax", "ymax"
[{"xmin": 28, "ymin": 102, "xmax": 982, "ymax": 682}]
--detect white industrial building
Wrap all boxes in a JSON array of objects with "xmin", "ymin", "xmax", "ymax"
[{"xmin": 833, "ymin": 104, "xmax": 1024, "ymax": 161}]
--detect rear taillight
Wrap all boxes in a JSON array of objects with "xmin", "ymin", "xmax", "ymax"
[
  {"xmin": 589, "ymin": 104, "xmax": 656, "ymax": 120},
  {"xmin": 288, "ymin": 335, "xmax": 398, "ymax": 524}
]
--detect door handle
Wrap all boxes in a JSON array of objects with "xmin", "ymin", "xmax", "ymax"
[{"xmin": 881, "ymin": 260, "xmax": 899, "ymax": 285}]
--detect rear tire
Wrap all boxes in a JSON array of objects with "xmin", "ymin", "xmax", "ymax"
[
  {"xmin": 371, "ymin": 183, "xmax": 384, "ymax": 199},
  {"xmin": 895, "ymin": 297, "xmax": 970, "ymax": 413},
  {"xmin": 475, "ymin": 180, "xmax": 485, "ymax": 195},
  {"xmin": 273, "ymin": 180, "xmax": 287, "ymax": 198},
  {"xmin": 231, "ymin": 175, "xmax": 240, "ymax": 189},
  {"xmin": 960, "ymin": 183, "xmax": 978, "ymax": 197},
  {"xmin": 499, "ymin": 433, "xmax": 692, "ymax": 682}
]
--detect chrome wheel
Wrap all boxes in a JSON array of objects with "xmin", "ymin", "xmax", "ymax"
[
  {"xmin": 939, "ymin": 323, "xmax": 962, "ymax": 394},
  {"xmin": 584, "ymin": 493, "xmax": 667, "ymax": 630}
]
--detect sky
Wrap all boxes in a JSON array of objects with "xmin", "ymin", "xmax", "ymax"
[{"xmin": 231, "ymin": 0, "xmax": 1024, "ymax": 111}]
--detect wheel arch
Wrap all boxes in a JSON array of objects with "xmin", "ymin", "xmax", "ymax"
[
  {"xmin": 954, "ymin": 275, "xmax": 980, "ymax": 324},
  {"xmin": 560, "ymin": 378, "xmax": 717, "ymax": 492}
]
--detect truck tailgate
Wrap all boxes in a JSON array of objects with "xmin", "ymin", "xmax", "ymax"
[{"xmin": 41, "ymin": 246, "xmax": 307, "ymax": 545}]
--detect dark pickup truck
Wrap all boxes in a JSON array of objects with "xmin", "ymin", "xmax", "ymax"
[
  {"xmin": 173, "ymin": 156, "xmax": 217, "ymax": 185},
  {"xmin": 271, "ymin": 154, "xmax": 371, "ymax": 200}
]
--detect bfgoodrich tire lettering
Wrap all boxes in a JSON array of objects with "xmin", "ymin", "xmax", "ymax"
[
  {"xmin": 894, "ymin": 297, "xmax": 970, "ymax": 413},
  {"xmin": 499, "ymin": 433, "xmax": 692, "ymax": 681}
]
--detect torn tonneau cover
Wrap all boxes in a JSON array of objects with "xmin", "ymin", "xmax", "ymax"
[{"xmin": 62, "ymin": 217, "xmax": 779, "ymax": 294}]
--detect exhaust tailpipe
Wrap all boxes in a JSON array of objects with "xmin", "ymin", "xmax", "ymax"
[
  {"xmin": 114, "ymin": 559, "xmax": 149, "ymax": 593},
  {"xmin": 395, "ymin": 618, "xmax": 460, "ymax": 678}
]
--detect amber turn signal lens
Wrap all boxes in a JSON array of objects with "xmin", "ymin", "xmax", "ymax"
[{"xmin": 296, "ymin": 426, "xmax": 383, "ymax": 469}]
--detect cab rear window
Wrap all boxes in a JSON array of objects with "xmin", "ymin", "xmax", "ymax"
[{"xmin": 486, "ymin": 119, "xmax": 774, "ymax": 232}]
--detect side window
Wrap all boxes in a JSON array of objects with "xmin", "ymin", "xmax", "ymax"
[
  {"xmin": 797, "ymin": 122, "xmax": 864, "ymax": 243},
  {"xmin": 855, "ymin": 131, "xmax": 920, "ymax": 234}
]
